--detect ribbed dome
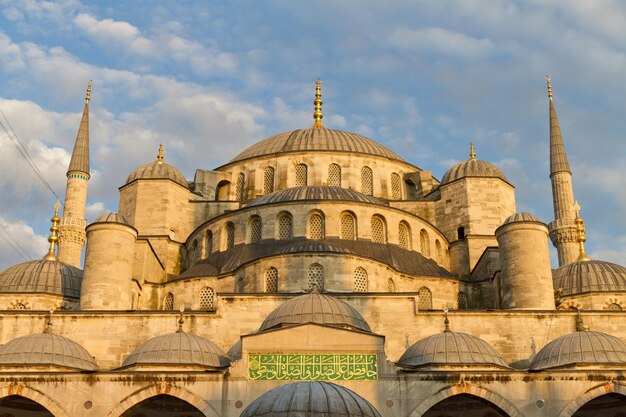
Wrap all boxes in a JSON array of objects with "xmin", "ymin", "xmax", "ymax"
[
  {"xmin": 0, "ymin": 332, "xmax": 98, "ymax": 371},
  {"xmin": 396, "ymin": 331, "xmax": 508, "ymax": 369},
  {"xmin": 93, "ymin": 212, "xmax": 129, "ymax": 224},
  {"xmin": 553, "ymin": 260, "xmax": 626, "ymax": 296},
  {"xmin": 441, "ymin": 159, "xmax": 508, "ymax": 185},
  {"xmin": 240, "ymin": 381, "xmax": 382, "ymax": 417},
  {"xmin": 502, "ymin": 212, "xmax": 541, "ymax": 225},
  {"xmin": 530, "ymin": 331, "xmax": 626, "ymax": 370},
  {"xmin": 121, "ymin": 331, "xmax": 230, "ymax": 369},
  {"xmin": 260, "ymin": 291, "xmax": 371, "ymax": 333},
  {"xmin": 246, "ymin": 186, "xmax": 383, "ymax": 207},
  {"xmin": 0, "ymin": 260, "xmax": 82, "ymax": 298},
  {"xmin": 126, "ymin": 160, "xmax": 188, "ymax": 188},
  {"xmin": 229, "ymin": 127, "xmax": 404, "ymax": 164}
]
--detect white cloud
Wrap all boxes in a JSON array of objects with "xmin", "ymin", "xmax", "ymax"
[
  {"xmin": 0, "ymin": 217, "xmax": 48, "ymax": 270},
  {"xmin": 388, "ymin": 27, "xmax": 494, "ymax": 58}
]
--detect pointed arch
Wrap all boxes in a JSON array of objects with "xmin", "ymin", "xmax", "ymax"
[
  {"xmin": 328, "ymin": 163, "xmax": 341, "ymax": 187},
  {"xmin": 307, "ymin": 263, "xmax": 324, "ymax": 290},
  {"xmin": 0, "ymin": 385, "xmax": 70, "ymax": 417},
  {"xmin": 263, "ymin": 166, "xmax": 275, "ymax": 194},
  {"xmin": 248, "ymin": 216, "xmax": 262, "ymax": 244},
  {"xmin": 235, "ymin": 172, "xmax": 245, "ymax": 201},
  {"xmin": 199, "ymin": 287, "xmax": 215, "ymax": 310},
  {"xmin": 418, "ymin": 287, "xmax": 432, "ymax": 310},
  {"xmin": 308, "ymin": 211, "xmax": 325, "ymax": 239},
  {"xmin": 295, "ymin": 163, "xmax": 308, "ymax": 186},
  {"xmin": 391, "ymin": 172, "xmax": 402, "ymax": 200},
  {"xmin": 223, "ymin": 222, "xmax": 235, "ymax": 250},
  {"xmin": 163, "ymin": 292, "xmax": 174, "ymax": 310},
  {"xmin": 277, "ymin": 212, "xmax": 293, "ymax": 240},
  {"xmin": 371, "ymin": 215, "xmax": 386, "ymax": 244},
  {"xmin": 204, "ymin": 230, "xmax": 213, "ymax": 258},
  {"xmin": 435, "ymin": 239, "xmax": 442, "ymax": 263},
  {"xmin": 215, "ymin": 180, "xmax": 231, "ymax": 201},
  {"xmin": 399, "ymin": 221, "xmax": 411, "ymax": 250},
  {"xmin": 420, "ymin": 229, "xmax": 430, "ymax": 258},
  {"xmin": 558, "ymin": 382, "xmax": 626, "ymax": 417},
  {"xmin": 361, "ymin": 166, "xmax": 373, "ymax": 195},
  {"xmin": 354, "ymin": 267, "xmax": 368, "ymax": 292},
  {"xmin": 340, "ymin": 211, "xmax": 357, "ymax": 240},
  {"xmin": 265, "ymin": 267, "xmax": 278, "ymax": 292}
]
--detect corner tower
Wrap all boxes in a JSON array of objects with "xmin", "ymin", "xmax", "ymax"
[
  {"xmin": 57, "ymin": 82, "xmax": 91, "ymax": 267},
  {"xmin": 546, "ymin": 77, "xmax": 578, "ymax": 266}
]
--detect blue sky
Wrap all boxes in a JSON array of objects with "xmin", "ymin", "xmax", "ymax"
[{"xmin": 0, "ymin": 0, "xmax": 625, "ymax": 269}]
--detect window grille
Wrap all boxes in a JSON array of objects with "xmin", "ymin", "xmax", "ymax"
[
  {"xmin": 371, "ymin": 216, "xmax": 385, "ymax": 243},
  {"xmin": 388, "ymin": 278, "xmax": 396, "ymax": 292},
  {"xmin": 278, "ymin": 213, "xmax": 292, "ymax": 240},
  {"xmin": 608, "ymin": 303, "xmax": 622, "ymax": 311},
  {"xmin": 235, "ymin": 173, "xmax": 245, "ymax": 201},
  {"xmin": 265, "ymin": 267, "xmax": 278, "ymax": 292},
  {"xmin": 354, "ymin": 267, "xmax": 368, "ymax": 292},
  {"xmin": 250, "ymin": 217, "xmax": 262, "ymax": 243},
  {"xmin": 295, "ymin": 164, "xmax": 308, "ymax": 186},
  {"xmin": 200, "ymin": 287, "xmax": 215, "ymax": 310},
  {"xmin": 309, "ymin": 213, "xmax": 324, "ymax": 239},
  {"xmin": 307, "ymin": 263, "xmax": 324, "ymax": 290},
  {"xmin": 263, "ymin": 167, "xmax": 275, "ymax": 194},
  {"xmin": 205, "ymin": 231, "xmax": 213, "ymax": 257},
  {"xmin": 14, "ymin": 303, "xmax": 27, "ymax": 310},
  {"xmin": 328, "ymin": 163, "xmax": 341, "ymax": 187},
  {"xmin": 341, "ymin": 213, "xmax": 356, "ymax": 240},
  {"xmin": 163, "ymin": 293, "xmax": 174, "ymax": 310},
  {"xmin": 420, "ymin": 229, "xmax": 430, "ymax": 257},
  {"xmin": 418, "ymin": 287, "xmax": 432, "ymax": 310},
  {"xmin": 226, "ymin": 223, "xmax": 235, "ymax": 249},
  {"xmin": 391, "ymin": 172, "xmax": 401, "ymax": 200},
  {"xmin": 361, "ymin": 166, "xmax": 373, "ymax": 195},
  {"xmin": 398, "ymin": 222, "xmax": 410, "ymax": 249},
  {"xmin": 458, "ymin": 292, "xmax": 468, "ymax": 309}
]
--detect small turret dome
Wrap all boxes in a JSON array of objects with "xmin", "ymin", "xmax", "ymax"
[
  {"xmin": 0, "ymin": 259, "xmax": 82, "ymax": 298},
  {"xmin": 441, "ymin": 158, "xmax": 508, "ymax": 185},
  {"xmin": 260, "ymin": 290, "xmax": 371, "ymax": 333},
  {"xmin": 553, "ymin": 260, "xmax": 626, "ymax": 296},
  {"xmin": 125, "ymin": 144, "xmax": 188, "ymax": 188},
  {"xmin": 502, "ymin": 212, "xmax": 542, "ymax": 225},
  {"xmin": 530, "ymin": 330, "xmax": 626, "ymax": 370},
  {"xmin": 0, "ymin": 332, "xmax": 98, "ymax": 371},
  {"xmin": 240, "ymin": 381, "xmax": 382, "ymax": 417},
  {"xmin": 93, "ymin": 212, "xmax": 130, "ymax": 224},
  {"xmin": 121, "ymin": 332, "xmax": 230, "ymax": 369}
]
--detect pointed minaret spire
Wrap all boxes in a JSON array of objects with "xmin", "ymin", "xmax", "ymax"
[
  {"xmin": 67, "ymin": 81, "xmax": 91, "ymax": 178},
  {"xmin": 312, "ymin": 80, "xmax": 324, "ymax": 128},
  {"xmin": 546, "ymin": 77, "xmax": 578, "ymax": 266}
]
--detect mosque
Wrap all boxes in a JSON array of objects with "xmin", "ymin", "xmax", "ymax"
[{"xmin": 0, "ymin": 78, "xmax": 625, "ymax": 417}]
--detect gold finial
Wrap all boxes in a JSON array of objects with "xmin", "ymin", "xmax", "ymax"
[
  {"xmin": 43, "ymin": 200, "xmax": 61, "ymax": 261},
  {"xmin": 469, "ymin": 142, "xmax": 476, "ymax": 160},
  {"xmin": 573, "ymin": 201, "xmax": 591, "ymax": 262},
  {"xmin": 44, "ymin": 309, "xmax": 54, "ymax": 333},
  {"xmin": 443, "ymin": 307, "xmax": 451, "ymax": 332},
  {"xmin": 157, "ymin": 144, "xmax": 164, "ymax": 165},
  {"xmin": 176, "ymin": 305, "xmax": 185, "ymax": 333},
  {"xmin": 312, "ymin": 80, "xmax": 324, "ymax": 128},
  {"xmin": 85, "ymin": 80, "xmax": 92, "ymax": 103},
  {"xmin": 546, "ymin": 76, "xmax": 552, "ymax": 101}
]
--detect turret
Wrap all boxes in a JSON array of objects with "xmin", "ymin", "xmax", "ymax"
[
  {"xmin": 546, "ymin": 77, "xmax": 578, "ymax": 266},
  {"xmin": 57, "ymin": 82, "xmax": 91, "ymax": 267}
]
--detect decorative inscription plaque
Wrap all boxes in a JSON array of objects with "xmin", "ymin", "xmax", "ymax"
[{"xmin": 248, "ymin": 353, "xmax": 378, "ymax": 381}]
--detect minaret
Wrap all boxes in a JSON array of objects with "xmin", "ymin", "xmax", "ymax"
[
  {"xmin": 57, "ymin": 82, "xmax": 91, "ymax": 267},
  {"xmin": 546, "ymin": 77, "xmax": 578, "ymax": 266}
]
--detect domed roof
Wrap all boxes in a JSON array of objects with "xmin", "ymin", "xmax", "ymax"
[
  {"xmin": 121, "ymin": 331, "xmax": 230, "ymax": 369},
  {"xmin": 259, "ymin": 290, "xmax": 371, "ymax": 333},
  {"xmin": 246, "ymin": 186, "xmax": 384, "ymax": 207},
  {"xmin": 441, "ymin": 158, "xmax": 508, "ymax": 186},
  {"xmin": 240, "ymin": 381, "xmax": 382, "ymax": 417},
  {"xmin": 502, "ymin": 212, "xmax": 541, "ymax": 225},
  {"xmin": 553, "ymin": 260, "xmax": 626, "ymax": 296},
  {"xmin": 0, "ymin": 332, "xmax": 98, "ymax": 371},
  {"xmin": 126, "ymin": 160, "xmax": 188, "ymax": 188},
  {"xmin": 530, "ymin": 330, "xmax": 626, "ymax": 370},
  {"xmin": 0, "ymin": 259, "xmax": 82, "ymax": 298},
  {"xmin": 228, "ymin": 127, "xmax": 405, "ymax": 164},
  {"xmin": 396, "ymin": 331, "xmax": 508, "ymax": 369},
  {"xmin": 93, "ymin": 212, "xmax": 129, "ymax": 224}
]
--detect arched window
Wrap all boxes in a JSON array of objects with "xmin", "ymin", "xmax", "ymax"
[
  {"xmin": 418, "ymin": 287, "xmax": 432, "ymax": 310},
  {"xmin": 420, "ymin": 229, "xmax": 430, "ymax": 257},
  {"xmin": 204, "ymin": 231, "xmax": 213, "ymax": 258},
  {"xmin": 435, "ymin": 239, "xmax": 442, "ymax": 263},
  {"xmin": 371, "ymin": 216, "xmax": 386, "ymax": 243},
  {"xmin": 309, "ymin": 212, "xmax": 324, "ymax": 239},
  {"xmin": 457, "ymin": 226, "xmax": 465, "ymax": 240},
  {"xmin": 361, "ymin": 166, "xmax": 373, "ymax": 196},
  {"xmin": 163, "ymin": 293, "xmax": 174, "ymax": 310},
  {"xmin": 235, "ymin": 173, "xmax": 245, "ymax": 201},
  {"xmin": 328, "ymin": 163, "xmax": 341, "ymax": 187},
  {"xmin": 249, "ymin": 217, "xmax": 262, "ymax": 244},
  {"xmin": 199, "ymin": 287, "xmax": 215, "ymax": 310},
  {"xmin": 307, "ymin": 263, "xmax": 324, "ymax": 290},
  {"xmin": 608, "ymin": 303, "xmax": 622, "ymax": 311},
  {"xmin": 388, "ymin": 278, "xmax": 396, "ymax": 292},
  {"xmin": 215, "ymin": 180, "xmax": 230, "ymax": 201},
  {"xmin": 224, "ymin": 222, "xmax": 235, "ymax": 250},
  {"xmin": 340, "ymin": 212, "xmax": 356, "ymax": 240},
  {"xmin": 398, "ymin": 221, "xmax": 410, "ymax": 250},
  {"xmin": 391, "ymin": 172, "xmax": 401, "ymax": 200},
  {"xmin": 263, "ymin": 166, "xmax": 275, "ymax": 194},
  {"xmin": 458, "ymin": 292, "xmax": 468, "ymax": 309},
  {"xmin": 278, "ymin": 212, "xmax": 293, "ymax": 240},
  {"xmin": 295, "ymin": 163, "xmax": 308, "ymax": 186},
  {"xmin": 237, "ymin": 278, "xmax": 245, "ymax": 293},
  {"xmin": 354, "ymin": 267, "xmax": 368, "ymax": 292},
  {"xmin": 265, "ymin": 267, "xmax": 278, "ymax": 293}
]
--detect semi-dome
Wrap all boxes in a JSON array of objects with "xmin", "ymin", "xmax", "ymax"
[
  {"xmin": 125, "ymin": 145, "xmax": 187, "ymax": 188},
  {"xmin": 259, "ymin": 290, "xmax": 371, "ymax": 333},
  {"xmin": 0, "ymin": 332, "xmax": 98, "ymax": 371},
  {"xmin": 240, "ymin": 381, "xmax": 382, "ymax": 417},
  {"xmin": 0, "ymin": 259, "xmax": 82, "ymax": 298},
  {"xmin": 441, "ymin": 157, "xmax": 508, "ymax": 186},
  {"xmin": 93, "ymin": 212, "xmax": 130, "ymax": 224},
  {"xmin": 553, "ymin": 260, "xmax": 626, "ymax": 296},
  {"xmin": 502, "ymin": 212, "xmax": 541, "ymax": 225},
  {"xmin": 228, "ymin": 127, "xmax": 405, "ymax": 164},
  {"xmin": 121, "ymin": 331, "xmax": 230, "ymax": 369},
  {"xmin": 396, "ymin": 331, "xmax": 508, "ymax": 369},
  {"xmin": 530, "ymin": 330, "xmax": 626, "ymax": 370},
  {"xmin": 246, "ymin": 186, "xmax": 384, "ymax": 207}
]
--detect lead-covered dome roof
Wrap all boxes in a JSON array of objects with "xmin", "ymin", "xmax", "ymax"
[
  {"xmin": 229, "ymin": 127, "xmax": 404, "ymax": 164},
  {"xmin": 530, "ymin": 330, "xmax": 626, "ymax": 370},
  {"xmin": 125, "ymin": 146, "xmax": 187, "ymax": 188},
  {"xmin": 121, "ymin": 331, "xmax": 230, "ymax": 369},
  {"xmin": 502, "ymin": 212, "xmax": 541, "ymax": 225},
  {"xmin": 397, "ymin": 331, "xmax": 508, "ymax": 369},
  {"xmin": 553, "ymin": 260, "xmax": 626, "ymax": 296},
  {"xmin": 0, "ymin": 332, "xmax": 98, "ymax": 371},
  {"xmin": 0, "ymin": 259, "xmax": 82, "ymax": 298},
  {"xmin": 441, "ymin": 158, "xmax": 508, "ymax": 185},
  {"xmin": 246, "ymin": 186, "xmax": 383, "ymax": 207},
  {"xmin": 93, "ymin": 211, "xmax": 130, "ymax": 224},
  {"xmin": 240, "ymin": 381, "xmax": 382, "ymax": 417},
  {"xmin": 259, "ymin": 290, "xmax": 371, "ymax": 333}
]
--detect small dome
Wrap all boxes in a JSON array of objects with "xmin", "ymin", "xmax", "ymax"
[
  {"xmin": 260, "ymin": 290, "xmax": 371, "ymax": 333},
  {"xmin": 530, "ymin": 331, "xmax": 626, "ymax": 370},
  {"xmin": 502, "ymin": 212, "xmax": 541, "ymax": 225},
  {"xmin": 396, "ymin": 331, "xmax": 508, "ymax": 369},
  {"xmin": 441, "ymin": 158, "xmax": 508, "ymax": 185},
  {"xmin": 122, "ymin": 332, "xmax": 230, "ymax": 369},
  {"xmin": 240, "ymin": 381, "xmax": 382, "ymax": 417},
  {"xmin": 126, "ymin": 160, "xmax": 188, "ymax": 188},
  {"xmin": 93, "ymin": 212, "xmax": 129, "ymax": 224},
  {"xmin": 0, "ymin": 260, "xmax": 82, "ymax": 298},
  {"xmin": 246, "ymin": 186, "xmax": 383, "ymax": 207},
  {"xmin": 0, "ymin": 332, "xmax": 98, "ymax": 371},
  {"xmin": 553, "ymin": 260, "xmax": 626, "ymax": 296}
]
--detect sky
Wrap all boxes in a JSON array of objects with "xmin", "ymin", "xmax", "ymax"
[{"xmin": 0, "ymin": 0, "xmax": 625, "ymax": 270}]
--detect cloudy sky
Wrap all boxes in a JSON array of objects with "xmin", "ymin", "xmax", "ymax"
[{"xmin": 0, "ymin": 0, "xmax": 625, "ymax": 269}]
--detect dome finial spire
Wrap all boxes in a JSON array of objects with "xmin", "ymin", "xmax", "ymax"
[
  {"xmin": 574, "ymin": 201, "xmax": 591, "ymax": 262},
  {"xmin": 575, "ymin": 310, "xmax": 585, "ymax": 332},
  {"xmin": 43, "ymin": 200, "xmax": 61, "ymax": 261},
  {"xmin": 546, "ymin": 76, "xmax": 553, "ymax": 101},
  {"xmin": 443, "ymin": 307, "xmax": 451, "ymax": 332},
  {"xmin": 157, "ymin": 144, "xmax": 164, "ymax": 165},
  {"xmin": 85, "ymin": 80, "xmax": 92, "ymax": 103},
  {"xmin": 312, "ymin": 79, "xmax": 324, "ymax": 128},
  {"xmin": 44, "ymin": 309, "xmax": 54, "ymax": 333},
  {"xmin": 177, "ymin": 305, "xmax": 185, "ymax": 333},
  {"xmin": 469, "ymin": 142, "xmax": 476, "ymax": 160}
]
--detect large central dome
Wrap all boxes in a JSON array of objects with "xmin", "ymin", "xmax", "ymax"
[{"xmin": 229, "ymin": 126, "xmax": 405, "ymax": 164}]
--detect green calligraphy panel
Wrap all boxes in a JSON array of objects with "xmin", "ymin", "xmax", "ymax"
[{"xmin": 248, "ymin": 354, "xmax": 378, "ymax": 381}]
